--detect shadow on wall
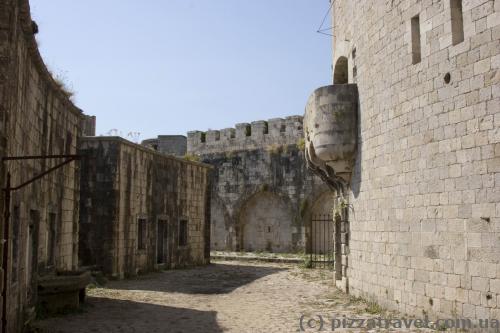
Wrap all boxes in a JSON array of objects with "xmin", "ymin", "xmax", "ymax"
[
  {"xmin": 350, "ymin": 92, "xmax": 362, "ymax": 198},
  {"xmin": 211, "ymin": 195, "xmax": 231, "ymax": 251},
  {"xmin": 102, "ymin": 263, "xmax": 285, "ymax": 295},
  {"xmin": 35, "ymin": 297, "xmax": 223, "ymax": 333}
]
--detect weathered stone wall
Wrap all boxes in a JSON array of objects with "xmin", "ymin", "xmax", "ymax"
[
  {"xmin": 188, "ymin": 117, "xmax": 332, "ymax": 253},
  {"xmin": 79, "ymin": 137, "xmax": 212, "ymax": 278},
  {"xmin": 330, "ymin": 0, "xmax": 500, "ymax": 320},
  {"xmin": 188, "ymin": 116, "xmax": 304, "ymax": 154},
  {"xmin": 81, "ymin": 115, "xmax": 96, "ymax": 137},
  {"xmin": 0, "ymin": 0, "xmax": 87, "ymax": 330},
  {"xmin": 142, "ymin": 135, "xmax": 187, "ymax": 157}
]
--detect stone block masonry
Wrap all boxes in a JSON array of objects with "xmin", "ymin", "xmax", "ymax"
[
  {"xmin": 188, "ymin": 116, "xmax": 304, "ymax": 154},
  {"xmin": 142, "ymin": 135, "xmax": 187, "ymax": 157},
  {"xmin": 327, "ymin": 0, "xmax": 500, "ymax": 322},
  {"xmin": 0, "ymin": 0, "xmax": 213, "ymax": 330},
  {"xmin": 186, "ymin": 116, "xmax": 335, "ymax": 253},
  {"xmin": 0, "ymin": 0, "xmax": 94, "ymax": 331},
  {"xmin": 79, "ymin": 137, "xmax": 212, "ymax": 278}
]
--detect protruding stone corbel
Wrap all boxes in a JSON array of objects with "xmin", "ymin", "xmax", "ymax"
[{"xmin": 304, "ymin": 84, "xmax": 358, "ymax": 195}]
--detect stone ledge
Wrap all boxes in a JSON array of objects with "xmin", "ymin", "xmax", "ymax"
[{"xmin": 211, "ymin": 254, "xmax": 303, "ymax": 264}]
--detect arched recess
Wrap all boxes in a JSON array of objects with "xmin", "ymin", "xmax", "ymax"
[
  {"xmin": 238, "ymin": 192, "xmax": 293, "ymax": 253},
  {"xmin": 211, "ymin": 197, "xmax": 230, "ymax": 251},
  {"xmin": 333, "ymin": 56, "xmax": 349, "ymax": 84},
  {"xmin": 311, "ymin": 191, "xmax": 335, "ymax": 215},
  {"xmin": 310, "ymin": 191, "xmax": 336, "ymax": 254}
]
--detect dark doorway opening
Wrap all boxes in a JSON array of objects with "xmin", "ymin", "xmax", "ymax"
[
  {"xmin": 157, "ymin": 220, "xmax": 167, "ymax": 264},
  {"xmin": 27, "ymin": 210, "xmax": 39, "ymax": 306}
]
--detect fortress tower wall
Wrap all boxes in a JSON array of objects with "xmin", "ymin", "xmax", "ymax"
[
  {"xmin": 0, "ymin": 0, "xmax": 92, "ymax": 330},
  {"xmin": 330, "ymin": 0, "xmax": 500, "ymax": 321}
]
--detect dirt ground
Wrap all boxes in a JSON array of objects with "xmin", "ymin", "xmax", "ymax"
[{"xmin": 34, "ymin": 260, "xmax": 433, "ymax": 333}]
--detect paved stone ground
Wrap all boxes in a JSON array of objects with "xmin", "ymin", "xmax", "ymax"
[
  {"xmin": 33, "ymin": 261, "xmax": 435, "ymax": 333},
  {"xmin": 210, "ymin": 251, "xmax": 303, "ymax": 263}
]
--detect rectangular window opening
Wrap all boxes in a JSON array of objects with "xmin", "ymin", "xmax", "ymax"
[
  {"xmin": 451, "ymin": 0, "xmax": 464, "ymax": 45},
  {"xmin": 138, "ymin": 218, "xmax": 147, "ymax": 250},
  {"xmin": 47, "ymin": 213, "xmax": 56, "ymax": 267},
  {"xmin": 411, "ymin": 15, "xmax": 421, "ymax": 64},
  {"xmin": 179, "ymin": 219, "xmax": 188, "ymax": 247}
]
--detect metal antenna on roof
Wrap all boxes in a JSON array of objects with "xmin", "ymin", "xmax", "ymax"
[{"xmin": 317, "ymin": 0, "xmax": 334, "ymax": 37}]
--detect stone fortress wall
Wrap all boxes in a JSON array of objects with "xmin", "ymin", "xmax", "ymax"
[
  {"xmin": 79, "ymin": 137, "xmax": 212, "ymax": 279},
  {"xmin": 0, "ymin": 0, "xmax": 90, "ymax": 330},
  {"xmin": 324, "ymin": 0, "xmax": 500, "ymax": 322},
  {"xmin": 0, "ymin": 1, "xmax": 212, "ymax": 331},
  {"xmin": 187, "ymin": 116, "xmax": 304, "ymax": 154},
  {"xmin": 183, "ymin": 116, "xmax": 333, "ymax": 253}
]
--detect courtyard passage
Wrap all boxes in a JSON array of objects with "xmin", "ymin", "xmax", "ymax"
[{"xmin": 35, "ymin": 261, "xmax": 432, "ymax": 332}]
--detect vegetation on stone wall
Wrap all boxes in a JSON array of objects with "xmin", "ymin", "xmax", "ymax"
[
  {"xmin": 299, "ymin": 199, "xmax": 308, "ymax": 218},
  {"xmin": 266, "ymin": 144, "xmax": 283, "ymax": 155},
  {"xmin": 53, "ymin": 77, "xmax": 75, "ymax": 99},
  {"xmin": 224, "ymin": 150, "xmax": 235, "ymax": 160},
  {"xmin": 297, "ymin": 138, "xmax": 305, "ymax": 151},
  {"xmin": 48, "ymin": 69, "xmax": 75, "ymax": 100},
  {"xmin": 184, "ymin": 154, "xmax": 200, "ymax": 162}
]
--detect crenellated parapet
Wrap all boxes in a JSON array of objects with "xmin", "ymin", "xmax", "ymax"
[{"xmin": 187, "ymin": 116, "xmax": 304, "ymax": 154}]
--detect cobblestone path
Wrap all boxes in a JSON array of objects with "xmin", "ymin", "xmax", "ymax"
[{"xmin": 34, "ymin": 261, "xmax": 433, "ymax": 332}]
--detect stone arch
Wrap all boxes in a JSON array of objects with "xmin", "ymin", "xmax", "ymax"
[
  {"xmin": 309, "ymin": 191, "xmax": 336, "ymax": 254},
  {"xmin": 311, "ymin": 191, "xmax": 335, "ymax": 215},
  {"xmin": 210, "ymin": 196, "xmax": 230, "ymax": 251},
  {"xmin": 238, "ymin": 191, "xmax": 293, "ymax": 253},
  {"xmin": 300, "ymin": 184, "xmax": 333, "ymax": 223},
  {"xmin": 333, "ymin": 56, "xmax": 349, "ymax": 84}
]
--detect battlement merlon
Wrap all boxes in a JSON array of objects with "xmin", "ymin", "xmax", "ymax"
[{"xmin": 187, "ymin": 115, "xmax": 304, "ymax": 155}]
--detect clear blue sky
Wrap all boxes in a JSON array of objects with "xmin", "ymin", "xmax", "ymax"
[{"xmin": 31, "ymin": 0, "xmax": 332, "ymax": 141}]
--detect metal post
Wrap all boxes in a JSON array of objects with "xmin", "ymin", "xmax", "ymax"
[
  {"xmin": 309, "ymin": 215, "xmax": 312, "ymax": 267},
  {"xmin": 313, "ymin": 216, "xmax": 316, "ymax": 267},
  {"xmin": 2, "ymin": 173, "xmax": 11, "ymax": 333}
]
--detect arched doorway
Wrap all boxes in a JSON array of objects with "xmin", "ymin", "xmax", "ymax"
[
  {"xmin": 334, "ymin": 56, "xmax": 348, "ymax": 84},
  {"xmin": 310, "ymin": 192, "xmax": 335, "ymax": 256},
  {"xmin": 239, "ymin": 192, "xmax": 293, "ymax": 253}
]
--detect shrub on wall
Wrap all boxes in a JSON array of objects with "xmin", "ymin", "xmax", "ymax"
[
  {"xmin": 297, "ymin": 138, "xmax": 305, "ymax": 151},
  {"xmin": 184, "ymin": 154, "xmax": 200, "ymax": 162}
]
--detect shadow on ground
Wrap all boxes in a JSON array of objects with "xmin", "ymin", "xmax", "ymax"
[
  {"xmin": 107, "ymin": 262, "xmax": 286, "ymax": 294},
  {"xmin": 34, "ymin": 296, "xmax": 223, "ymax": 333}
]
